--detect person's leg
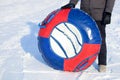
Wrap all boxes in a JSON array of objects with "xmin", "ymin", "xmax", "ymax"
[{"xmin": 96, "ymin": 21, "xmax": 107, "ymax": 72}]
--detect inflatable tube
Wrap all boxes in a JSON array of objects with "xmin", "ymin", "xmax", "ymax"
[{"xmin": 38, "ymin": 8, "xmax": 101, "ymax": 72}]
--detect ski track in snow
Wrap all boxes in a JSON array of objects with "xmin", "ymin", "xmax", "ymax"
[{"xmin": 0, "ymin": 0, "xmax": 120, "ymax": 80}]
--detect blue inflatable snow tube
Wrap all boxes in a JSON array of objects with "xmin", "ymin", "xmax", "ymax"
[{"xmin": 38, "ymin": 8, "xmax": 101, "ymax": 72}]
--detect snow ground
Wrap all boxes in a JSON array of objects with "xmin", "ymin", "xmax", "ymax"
[{"xmin": 0, "ymin": 0, "xmax": 120, "ymax": 80}]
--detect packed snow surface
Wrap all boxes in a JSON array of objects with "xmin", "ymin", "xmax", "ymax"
[{"xmin": 0, "ymin": 0, "xmax": 120, "ymax": 80}]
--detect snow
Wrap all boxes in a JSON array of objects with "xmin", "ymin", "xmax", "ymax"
[{"xmin": 0, "ymin": 0, "xmax": 120, "ymax": 80}]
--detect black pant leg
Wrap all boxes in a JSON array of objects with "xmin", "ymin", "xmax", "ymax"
[{"xmin": 96, "ymin": 21, "xmax": 107, "ymax": 65}]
